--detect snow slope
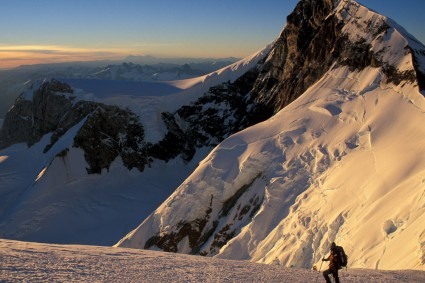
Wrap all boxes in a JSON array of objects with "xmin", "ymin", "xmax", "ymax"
[
  {"xmin": 116, "ymin": 0, "xmax": 425, "ymax": 271},
  {"xmin": 1, "ymin": 239, "xmax": 424, "ymax": 283},
  {"xmin": 167, "ymin": 44, "xmax": 272, "ymax": 91},
  {"xmin": 118, "ymin": 64, "xmax": 425, "ymax": 270},
  {"xmin": 0, "ymin": 124, "xmax": 209, "ymax": 245}
]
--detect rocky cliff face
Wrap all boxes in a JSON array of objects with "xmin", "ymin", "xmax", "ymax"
[
  {"xmin": 253, "ymin": 0, "xmax": 337, "ymax": 112},
  {"xmin": 251, "ymin": 0, "xmax": 424, "ymax": 113},
  {"xmin": 0, "ymin": 80, "xmax": 75, "ymax": 148},
  {"xmin": 73, "ymin": 104, "xmax": 149, "ymax": 174},
  {"xmin": 153, "ymin": 67, "xmax": 270, "ymax": 161}
]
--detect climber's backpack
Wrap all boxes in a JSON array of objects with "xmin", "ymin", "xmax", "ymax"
[{"xmin": 335, "ymin": 246, "xmax": 348, "ymax": 268}]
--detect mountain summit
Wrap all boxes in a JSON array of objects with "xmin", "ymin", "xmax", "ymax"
[{"xmin": 116, "ymin": 0, "xmax": 425, "ymax": 270}]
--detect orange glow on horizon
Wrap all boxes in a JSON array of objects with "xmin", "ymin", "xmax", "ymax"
[
  {"xmin": 0, "ymin": 45, "xmax": 135, "ymax": 69},
  {"xmin": 0, "ymin": 43, "xmax": 249, "ymax": 70}
]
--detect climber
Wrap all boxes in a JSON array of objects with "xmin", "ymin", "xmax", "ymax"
[{"xmin": 322, "ymin": 242, "xmax": 340, "ymax": 283}]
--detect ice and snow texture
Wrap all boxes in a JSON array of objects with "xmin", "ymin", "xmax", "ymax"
[
  {"xmin": 118, "ymin": 63, "xmax": 425, "ymax": 269},
  {"xmin": 0, "ymin": 239, "xmax": 424, "ymax": 283}
]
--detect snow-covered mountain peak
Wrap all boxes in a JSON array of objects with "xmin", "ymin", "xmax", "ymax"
[
  {"xmin": 116, "ymin": 0, "xmax": 425, "ymax": 271},
  {"xmin": 337, "ymin": 0, "xmax": 424, "ymax": 68},
  {"xmin": 255, "ymin": 0, "xmax": 424, "ymax": 115}
]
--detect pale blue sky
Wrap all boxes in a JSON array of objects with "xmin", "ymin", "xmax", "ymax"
[{"xmin": 0, "ymin": 0, "xmax": 424, "ymax": 68}]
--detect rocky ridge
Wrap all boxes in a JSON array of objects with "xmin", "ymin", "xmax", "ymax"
[{"xmin": 252, "ymin": 0, "xmax": 424, "ymax": 114}]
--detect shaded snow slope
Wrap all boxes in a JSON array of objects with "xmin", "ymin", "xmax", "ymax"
[
  {"xmin": 0, "ymin": 127, "xmax": 208, "ymax": 245},
  {"xmin": 61, "ymin": 79, "xmax": 182, "ymax": 97},
  {"xmin": 0, "ymin": 44, "xmax": 269, "ymax": 245},
  {"xmin": 1, "ymin": 239, "xmax": 424, "ymax": 283}
]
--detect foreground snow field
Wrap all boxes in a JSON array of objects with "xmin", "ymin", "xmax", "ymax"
[{"xmin": 0, "ymin": 239, "xmax": 424, "ymax": 283}]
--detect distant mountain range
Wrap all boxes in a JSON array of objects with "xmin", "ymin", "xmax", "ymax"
[
  {"xmin": 0, "ymin": 57, "xmax": 239, "ymax": 119},
  {"xmin": 124, "ymin": 54, "xmax": 240, "ymax": 65}
]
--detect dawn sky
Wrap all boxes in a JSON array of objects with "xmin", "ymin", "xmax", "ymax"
[{"xmin": 1, "ymin": 0, "xmax": 424, "ymax": 69}]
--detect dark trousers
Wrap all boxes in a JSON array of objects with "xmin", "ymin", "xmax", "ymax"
[{"xmin": 323, "ymin": 268, "xmax": 340, "ymax": 283}]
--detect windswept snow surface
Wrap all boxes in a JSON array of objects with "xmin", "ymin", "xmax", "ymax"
[
  {"xmin": 1, "ymin": 239, "xmax": 424, "ymax": 283},
  {"xmin": 118, "ymin": 67, "xmax": 425, "ymax": 269}
]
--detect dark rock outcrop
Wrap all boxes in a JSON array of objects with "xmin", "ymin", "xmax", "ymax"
[
  {"xmin": 252, "ymin": 0, "xmax": 338, "ymax": 112},
  {"xmin": 73, "ymin": 105, "xmax": 149, "ymax": 174},
  {"xmin": 152, "ymin": 67, "xmax": 271, "ymax": 159},
  {"xmin": 0, "ymin": 79, "xmax": 74, "ymax": 148},
  {"xmin": 0, "ymin": 80, "xmax": 150, "ymax": 174}
]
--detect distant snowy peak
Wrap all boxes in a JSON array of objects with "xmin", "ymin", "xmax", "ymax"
[
  {"xmin": 89, "ymin": 62, "xmax": 228, "ymax": 82},
  {"xmin": 167, "ymin": 43, "xmax": 272, "ymax": 90}
]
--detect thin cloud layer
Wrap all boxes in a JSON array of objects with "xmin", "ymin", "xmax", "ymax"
[
  {"xmin": 0, "ymin": 43, "xmax": 188, "ymax": 69},
  {"xmin": 0, "ymin": 45, "xmax": 130, "ymax": 69}
]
